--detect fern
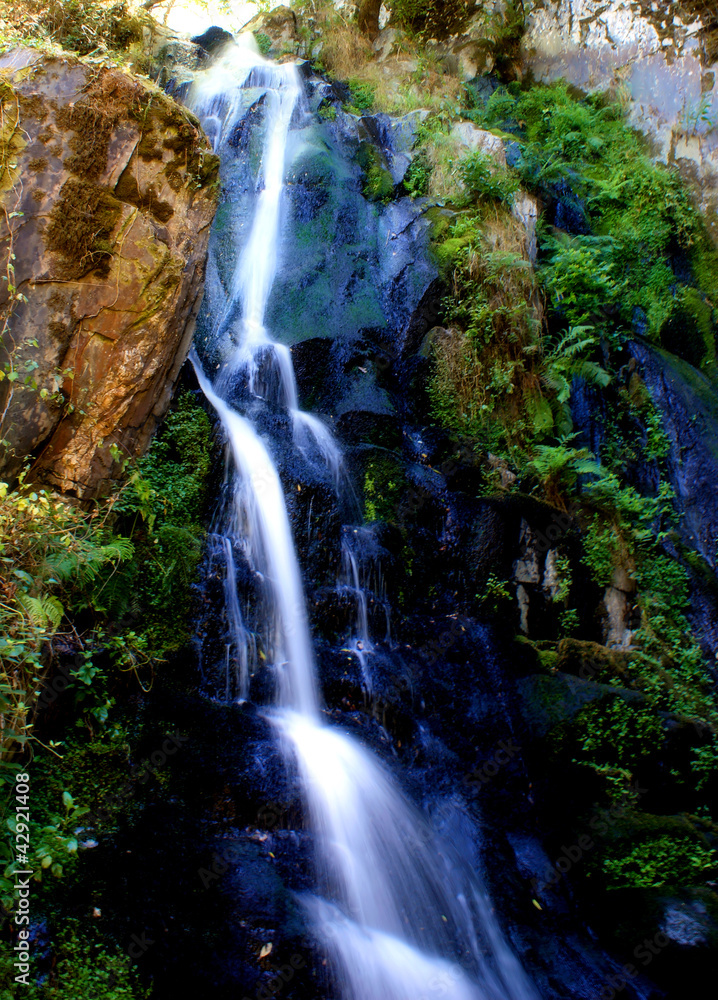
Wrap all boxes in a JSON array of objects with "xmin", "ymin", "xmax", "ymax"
[
  {"xmin": 45, "ymin": 534, "xmax": 134, "ymax": 588},
  {"xmin": 16, "ymin": 593, "xmax": 64, "ymax": 632}
]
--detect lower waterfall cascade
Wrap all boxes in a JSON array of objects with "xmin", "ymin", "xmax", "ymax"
[{"xmin": 187, "ymin": 37, "xmax": 539, "ymax": 1000}]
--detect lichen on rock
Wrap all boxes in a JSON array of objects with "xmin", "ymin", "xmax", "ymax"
[{"xmin": 0, "ymin": 48, "xmax": 219, "ymax": 496}]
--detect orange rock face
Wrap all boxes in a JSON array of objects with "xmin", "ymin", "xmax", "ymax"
[{"xmin": 0, "ymin": 48, "xmax": 218, "ymax": 496}]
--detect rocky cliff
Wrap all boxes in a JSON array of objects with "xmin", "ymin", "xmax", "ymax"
[{"xmin": 0, "ymin": 48, "xmax": 218, "ymax": 496}]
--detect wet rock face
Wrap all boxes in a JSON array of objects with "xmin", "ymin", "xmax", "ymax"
[
  {"xmin": 195, "ymin": 76, "xmax": 438, "ymax": 426},
  {"xmin": 0, "ymin": 49, "xmax": 219, "ymax": 496},
  {"xmin": 523, "ymin": 0, "xmax": 718, "ymax": 241},
  {"xmin": 630, "ymin": 342, "xmax": 718, "ymax": 569}
]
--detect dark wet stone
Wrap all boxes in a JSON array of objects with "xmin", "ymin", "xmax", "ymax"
[{"xmin": 191, "ymin": 26, "xmax": 235, "ymax": 54}]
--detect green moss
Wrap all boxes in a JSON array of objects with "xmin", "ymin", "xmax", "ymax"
[
  {"xmin": 0, "ymin": 920, "xmax": 151, "ymax": 998},
  {"xmin": 31, "ymin": 730, "xmax": 133, "ymax": 835},
  {"xmin": 599, "ymin": 828, "xmax": 716, "ymax": 889},
  {"xmin": 44, "ymin": 178, "xmax": 122, "ymax": 278},
  {"xmin": 363, "ymin": 456, "xmax": 404, "ymax": 523},
  {"xmin": 357, "ymin": 142, "xmax": 394, "ymax": 202}
]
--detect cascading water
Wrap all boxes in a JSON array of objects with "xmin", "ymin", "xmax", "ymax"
[{"xmin": 188, "ymin": 36, "xmax": 538, "ymax": 1000}]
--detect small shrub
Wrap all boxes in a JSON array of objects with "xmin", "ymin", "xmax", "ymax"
[
  {"xmin": 600, "ymin": 833, "xmax": 716, "ymax": 889},
  {"xmin": 460, "ymin": 150, "xmax": 519, "ymax": 204},
  {"xmin": 253, "ymin": 31, "xmax": 272, "ymax": 56}
]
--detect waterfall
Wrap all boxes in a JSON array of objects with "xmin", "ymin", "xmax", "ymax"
[{"xmin": 188, "ymin": 37, "xmax": 538, "ymax": 1000}]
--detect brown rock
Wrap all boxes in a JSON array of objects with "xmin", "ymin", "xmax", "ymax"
[
  {"xmin": 0, "ymin": 49, "xmax": 219, "ymax": 496},
  {"xmin": 243, "ymin": 6, "xmax": 299, "ymax": 56}
]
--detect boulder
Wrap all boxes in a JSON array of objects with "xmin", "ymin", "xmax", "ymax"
[
  {"xmin": 451, "ymin": 121, "xmax": 507, "ymax": 164},
  {"xmin": 0, "ymin": 49, "xmax": 219, "ymax": 496},
  {"xmin": 241, "ymin": 6, "xmax": 299, "ymax": 57},
  {"xmin": 523, "ymin": 0, "xmax": 718, "ymax": 242},
  {"xmin": 190, "ymin": 25, "xmax": 234, "ymax": 55}
]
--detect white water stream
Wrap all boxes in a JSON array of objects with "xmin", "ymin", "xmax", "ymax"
[{"xmin": 189, "ymin": 37, "xmax": 537, "ymax": 1000}]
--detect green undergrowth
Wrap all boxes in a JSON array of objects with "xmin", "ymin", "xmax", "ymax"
[
  {"xmin": 464, "ymin": 80, "xmax": 718, "ymax": 369},
  {"xmin": 419, "ymin": 77, "xmax": 718, "ymax": 891},
  {"xmin": 1, "ymin": 390, "xmax": 214, "ymax": 919},
  {"xmin": 0, "ymin": 918, "xmax": 151, "ymax": 999}
]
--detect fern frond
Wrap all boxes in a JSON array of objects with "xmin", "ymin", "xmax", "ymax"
[
  {"xmin": 541, "ymin": 370, "xmax": 572, "ymax": 403},
  {"xmin": 571, "ymin": 360, "xmax": 611, "ymax": 388},
  {"xmin": 16, "ymin": 593, "xmax": 63, "ymax": 632},
  {"xmin": 16, "ymin": 594, "xmax": 48, "ymax": 628}
]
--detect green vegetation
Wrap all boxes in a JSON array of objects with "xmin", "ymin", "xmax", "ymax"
[
  {"xmin": 0, "ymin": 919, "xmax": 151, "ymax": 999},
  {"xmin": 420, "ymin": 76, "xmax": 718, "ymax": 897},
  {"xmin": 343, "ymin": 78, "xmax": 377, "ymax": 115},
  {"xmin": 356, "ymin": 142, "xmax": 394, "ymax": 201},
  {"xmin": 465, "ymin": 80, "xmax": 718, "ymax": 365},
  {"xmin": 572, "ymin": 696, "xmax": 664, "ymax": 792},
  {"xmin": 364, "ymin": 458, "xmax": 403, "ymax": 523},
  {"xmin": 1, "ymin": 391, "xmax": 213, "ymax": 919},
  {"xmin": 253, "ymin": 31, "xmax": 272, "ymax": 56},
  {"xmin": 599, "ymin": 831, "xmax": 716, "ymax": 890}
]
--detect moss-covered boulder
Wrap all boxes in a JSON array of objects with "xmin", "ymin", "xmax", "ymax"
[{"xmin": 0, "ymin": 48, "xmax": 219, "ymax": 496}]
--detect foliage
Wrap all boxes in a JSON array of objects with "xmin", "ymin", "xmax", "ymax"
[
  {"xmin": 479, "ymin": 572, "xmax": 513, "ymax": 612},
  {"xmin": 459, "ymin": 150, "xmax": 519, "ymax": 204},
  {"xmin": 402, "ymin": 150, "xmax": 430, "ymax": 198},
  {"xmin": 343, "ymin": 78, "xmax": 376, "ymax": 115},
  {"xmin": 468, "ymin": 80, "xmax": 717, "ymax": 362},
  {"xmin": 364, "ymin": 458, "xmax": 403, "ymax": 523},
  {"xmin": 0, "ymin": 474, "xmax": 134, "ymax": 758},
  {"xmin": 0, "ymin": 0, "xmax": 143, "ymax": 55},
  {"xmin": 0, "ymin": 919, "xmax": 151, "ymax": 998},
  {"xmin": 539, "ymin": 234, "xmax": 624, "ymax": 337},
  {"xmin": 0, "ymin": 391, "xmax": 213, "ymax": 767},
  {"xmin": 253, "ymin": 31, "xmax": 272, "ymax": 56},
  {"xmin": 101, "ymin": 391, "xmax": 214, "ymax": 655},
  {"xmin": 573, "ymin": 696, "xmax": 663, "ymax": 774},
  {"xmin": 526, "ymin": 440, "xmax": 600, "ymax": 509},
  {"xmin": 539, "ymin": 325, "xmax": 610, "ymax": 436},
  {"xmin": 600, "ymin": 833, "xmax": 716, "ymax": 889}
]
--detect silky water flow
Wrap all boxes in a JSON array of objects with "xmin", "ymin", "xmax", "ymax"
[{"xmin": 188, "ymin": 38, "xmax": 538, "ymax": 1000}]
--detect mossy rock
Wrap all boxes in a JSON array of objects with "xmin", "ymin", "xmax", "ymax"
[
  {"xmin": 587, "ymin": 810, "xmax": 717, "ymax": 890},
  {"xmin": 554, "ymin": 638, "xmax": 635, "ymax": 684},
  {"xmin": 356, "ymin": 141, "xmax": 394, "ymax": 203}
]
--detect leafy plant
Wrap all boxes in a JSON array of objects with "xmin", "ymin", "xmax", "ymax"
[
  {"xmin": 600, "ymin": 833, "xmax": 716, "ymax": 889},
  {"xmin": 460, "ymin": 150, "xmax": 519, "ymax": 204},
  {"xmin": 253, "ymin": 31, "xmax": 272, "ymax": 56},
  {"xmin": 526, "ymin": 439, "xmax": 600, "ymax": 507}
]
